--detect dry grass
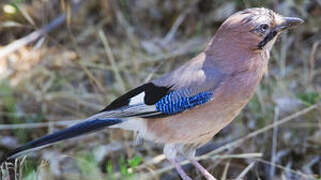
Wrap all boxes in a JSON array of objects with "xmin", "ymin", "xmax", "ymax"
[{"xmin": 0, "ymin": 0, "xmax": 320, "ymax": 179}]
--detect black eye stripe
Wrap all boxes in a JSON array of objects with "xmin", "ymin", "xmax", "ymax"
[{"xmin": 257, "ymin": 30, "xmax": 277, "ymax": 49}]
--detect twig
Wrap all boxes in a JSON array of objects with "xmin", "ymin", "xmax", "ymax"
[
  {"xmin": 14, "ymin": 159, "xmax": 19, "ymax": 180},
  {"xmin": 112, "ymin": 2, "xmax": 139, "ymax": 47},
  {"xmin": 0, "ymin": 0, "xmax": 84, "ymax": 59},
  {"xmin": 161, "ymin": 13, "xmax": 187, "ymax": 45},
  {"xmin": 236, "ymin": 161, "xmax": 256, "ymax": 180},
  {"xmin": 302, "ymin": 156, "xmax": 321, "ymax": 175},
  {"xmin": 18, "ymin": 157, "xmax": 27, "ymax": 180},
  {"xmin": 221, "ymin": 160, "xmax": 230, "ymax": 180},
  {"xmin": 17, "ymin": 4, "xmax": 36, "ymax": 27},
  {"xmin": 78, "ymin": 62, "xmax": 106, "ymax": 93},
  {"xmin": 98, "ymin": 29, "xmax": 126, "ymax": 92},
  {"xmin": 161, "ymin": 0, "xmax": 200, "ymax": 46},
  {"xmin": 269, "ymin": 107, "xmax": 279, "ymax": 178}
]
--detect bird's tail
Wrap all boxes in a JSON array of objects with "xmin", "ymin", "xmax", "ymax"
[{"xmin": 1, "ymin": 117, "xmax": 123, "ymax": 164}]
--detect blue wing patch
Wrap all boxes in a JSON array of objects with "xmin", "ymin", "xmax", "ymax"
[{"xmin": 155, "ymin": 91, "xmax": 213, "ymax": 115}]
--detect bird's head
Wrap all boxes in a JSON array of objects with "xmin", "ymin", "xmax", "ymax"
[{"xmin": 209, "ymin": 8, "xmax": 303, "ymax": 53}]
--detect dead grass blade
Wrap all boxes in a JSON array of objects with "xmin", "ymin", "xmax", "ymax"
[
  {"xmin": 255, "ymin": 158, "xmax": 317, "ymax": 180},
  {"xmin": 98, "ymin": 29, "xmax": 126, "ymax": 92},
  {"xmin": 236, "ymin": 161, "xmax": 256, "ymax": 180},
  {"xmin": 0, "ymin": 0, "xmax": 84, "ymax": 59},
  {"xmin": 135, "ymin": 153, "xmax": 262, "ymax": 179},
  {"xmin": 221, "ymin": 160, "xmax": 230, "ymax": 180}
]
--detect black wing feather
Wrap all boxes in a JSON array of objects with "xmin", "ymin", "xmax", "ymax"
[{"xmin": 100, "ymin": 82, "xmax": 171, "ymax": 112}]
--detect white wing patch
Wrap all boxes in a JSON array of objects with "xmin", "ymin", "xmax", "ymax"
[{"xmin": 129, "ymin": 92, "xmax": 145, "ymax": 105}]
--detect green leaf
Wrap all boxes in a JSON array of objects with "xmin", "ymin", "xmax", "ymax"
[
  {"xmin": 296, "ymin": 92, "xmax": 320, "ymax": 105},
  {"xmin": 128, "ymin": 156, "xmax": 142, "ymax": 169},
  {"xmin": 106, "ymin": 160, "xmax": 113, "ymax": 174},
  {"xmin": 119, "ymin": 156, "xmax": 129, "ymax": 177}
]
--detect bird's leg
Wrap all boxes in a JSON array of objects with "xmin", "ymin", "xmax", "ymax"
[
  {"xmin": 168, "ymin": 158, "xmax": 192, "ymax": 180},
  {"xmin": 180, "ymin": 145, "xmax": 216, "ymax": 180},
  {"xmin": 189, "ymin": 158, "xmax": 216, "ymax": 180},
  {"xmin": 164, "ymin": 144, "xmax": 192, "ymax": 180}
]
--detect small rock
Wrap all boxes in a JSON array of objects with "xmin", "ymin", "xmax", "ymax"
[
  {"xmin": 93, "ymin": 142, "xmax": 123, "ymax": 163},
  {"xmin": 141, "ymin": 39, "xmax": 163, "ymax": 55},
  {"xmin": 0, "ymin": 136, "xmax": 18, "ymax": 149},
  {"xmin": 274, "ymin": 97, "xmax": 302, "ymax": 113}
]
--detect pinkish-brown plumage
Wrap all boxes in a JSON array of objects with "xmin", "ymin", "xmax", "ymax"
[
  {"xmin": 2, "ymin": 7, "xmax": 303, "ymax": 180},
  {"xmin": 143, "ymin": 9, "xmax": 277, "ymax": 145}
]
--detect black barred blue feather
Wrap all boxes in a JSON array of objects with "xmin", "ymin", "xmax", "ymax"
[
  {"xmin": 155, "ymin": 91, "xmax": 213, "ymax": 115},
  {"xmin": 99, "ymin": 82, "xmax": 214, "ymax": 118}
]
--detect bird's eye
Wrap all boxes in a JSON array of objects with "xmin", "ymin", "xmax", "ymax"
[{"xmin": 259, "ymin": 24, "xmax": 269, "ymax": 33}]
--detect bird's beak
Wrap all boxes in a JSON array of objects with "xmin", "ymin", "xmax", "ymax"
[{"xmin": 275, "ymin": 17, "xmax": 304, "ymax": 32}]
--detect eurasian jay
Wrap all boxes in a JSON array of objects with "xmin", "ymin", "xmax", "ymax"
[{"xmin": 1, "ymin": 8, "xmax": 303, "ymax": 180}]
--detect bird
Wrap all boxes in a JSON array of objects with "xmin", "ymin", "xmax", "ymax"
[{"xmin": 1, "ymin": 8, "xmax": 303, "ymax": 180}]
